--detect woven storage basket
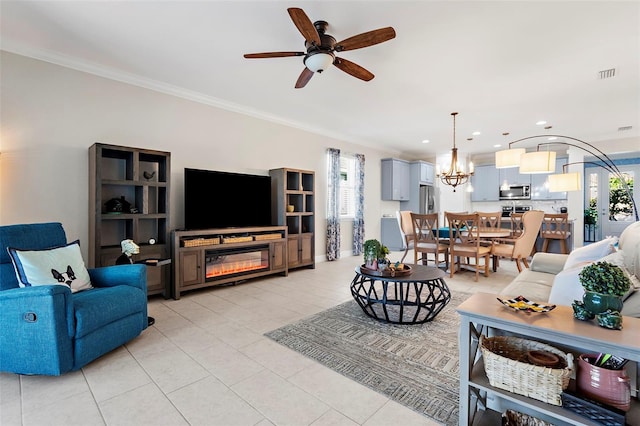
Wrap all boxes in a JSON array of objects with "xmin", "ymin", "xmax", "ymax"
[
  {"xmin": 182, "ymin": 237, "xmax": 220, "ymax": 247},
  {"xmin": 502, "ymin": 409, "xmax": 553, "ymax": 426},
  {"xmin": 480, "ymin": 335, "xmax": 573, "ymax": 406}
]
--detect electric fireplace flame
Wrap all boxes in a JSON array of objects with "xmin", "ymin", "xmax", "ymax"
[{"xmin": 205, "ymin": 248, "xmax": 268, "ymax": 280}]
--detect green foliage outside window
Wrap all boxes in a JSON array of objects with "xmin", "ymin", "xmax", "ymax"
[{"xmin": 609, "ymin": 175, "xmax": 634, "ymax": 221}]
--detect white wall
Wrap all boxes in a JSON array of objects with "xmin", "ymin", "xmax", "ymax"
[{"xmin": 0, "ymin": 51, "xmax": 401, "ymax": 262}]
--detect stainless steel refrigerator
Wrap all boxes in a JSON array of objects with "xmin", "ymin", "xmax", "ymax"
[{"xmin": 419, "ymin": 184, "xmax": 437, "ymax": 214}]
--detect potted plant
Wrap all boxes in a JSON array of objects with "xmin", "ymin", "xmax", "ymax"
[
  {"xmin": 377, "ymin": 243, "xmax": 390, "ymax": 270},
  {"xmin": 363, "ymin": 239, "xmax": 390, "ymax": 270},
  {"xmin": 363, "ymin": 239, "xmax": 381, "ymax": 269},
  {"xmin": 579, "ymin": 261, "xmax": 631, "ymax": 315}
]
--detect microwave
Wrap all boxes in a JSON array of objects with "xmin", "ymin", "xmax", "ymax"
[{"xmin": 499, "ymin": 185, "xmax": 531, "ymax": 200}]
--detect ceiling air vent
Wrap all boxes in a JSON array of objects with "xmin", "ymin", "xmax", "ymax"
[
  {"xmin": 618, "ymin": 126, "xmax": 632, "ymax": 132},
  {"xmin": 598, "ymin": 68, "xmax": 616, "ymax": 79}
]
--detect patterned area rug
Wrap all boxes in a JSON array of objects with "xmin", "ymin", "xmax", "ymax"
[{"xmin": 265, "ymin": 292, "xmax": 470, "ymax": 425}]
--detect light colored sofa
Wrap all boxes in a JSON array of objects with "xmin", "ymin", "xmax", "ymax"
[{"xmin": 499, "ymin": 221, "xmax": 640, "ymax": 317}]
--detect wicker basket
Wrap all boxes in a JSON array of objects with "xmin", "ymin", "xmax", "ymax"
[
  {"xmin": 502, "ymin": 409, "xmax": 553, "ymax": 426},
  {"xmin": 182, "ymin": 237, "xmax": 220, "ymax": 247},
  {"xmin": 480, "ymin": 335, "xmax": 573, "ymax": 406}
]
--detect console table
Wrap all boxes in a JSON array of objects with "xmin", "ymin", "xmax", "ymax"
[
  {"xmin": 350, "ymin": 264, "xmax": 450, "ymax": 324},
  {"xmin": 457, "ymin": 292, "xmax": 640, "ymax": 425}
]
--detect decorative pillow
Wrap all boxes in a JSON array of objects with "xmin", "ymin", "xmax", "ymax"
[
  {"xmin": 563, "ymin": 237, "xmax": 617, "ymax": 270},
  {"xmin": 7, "ymin": 240, "xmax": 93, "ymax": 293},
  {"xmin": 548, "ymin": 262, "xmax": 591, "ymax": 306}
]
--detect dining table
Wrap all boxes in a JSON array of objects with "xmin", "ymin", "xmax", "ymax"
[{"xmin": 435, "ymin": 227, "xmax": 511, "ymax": 240}]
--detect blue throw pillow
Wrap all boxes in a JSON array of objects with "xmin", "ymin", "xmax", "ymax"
[{"xmin": 7, "ymin": 240, "xmax": 93, "ymax": 293}]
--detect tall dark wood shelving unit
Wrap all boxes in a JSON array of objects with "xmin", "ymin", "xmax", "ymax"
[
  {"xmin": 89, "ymin": 143, "xmax": 171, "ymax": 297},
  {"xmin": 269, "ymin": 168, "xmax": 315, "ymax": 269}
]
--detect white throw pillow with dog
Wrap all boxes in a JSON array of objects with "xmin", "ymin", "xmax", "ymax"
[{"xmin": 7, "ymin": 240, "xmax": 93, "ymax": 293}]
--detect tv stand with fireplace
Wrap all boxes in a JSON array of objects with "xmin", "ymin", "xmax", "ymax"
[{"xmin": 171, "ymin": 226, "xmax": 287, "ymax": 299}]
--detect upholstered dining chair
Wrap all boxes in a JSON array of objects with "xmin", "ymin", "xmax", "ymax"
[
  {"xmin": 510, "ymin": 213, "xmax": 525, "ymax": 238},
  {"xmin": 540, "ymin": 213, "xmax": 571, "ymax": 254},
  {"xmin": 491, "ymin": 210, "xmax": 545, "ymax": 272},
  {"xmin": 396, "ymin": 210, "xmax": 415, "ymax": 262},
  {"xmin": 411, "ymin": 212, "xmax": 449, "ymax": 269},
  {"xmin": 445, "ymin": 212, "xmax": 491, "ymax": 281}
]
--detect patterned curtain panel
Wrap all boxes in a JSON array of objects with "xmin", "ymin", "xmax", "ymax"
[
  {"xmin": 353, "ymin": 153, "xmax": 365, "ymax": 255},
  {"xmin": 326, "ymin": 148, "xmax": 341, "ymax": 261}
]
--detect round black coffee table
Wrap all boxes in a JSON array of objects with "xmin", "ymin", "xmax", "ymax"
[{"xmin": 350, "ymin": 264, "xmax": 451, "ymax": 324}]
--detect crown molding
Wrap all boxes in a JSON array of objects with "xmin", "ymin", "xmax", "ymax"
[{"xmin": 1, "ymin": 40, "xmax": 372, "ymax": 147}]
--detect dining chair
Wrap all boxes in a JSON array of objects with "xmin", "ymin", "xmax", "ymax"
[
  {"xmin": 411, "ymin": 212, "xmax": 449, "ymax": 269},
  {"xmin": 475, "ymin": 211, "xmax": 502, "ymax": 246},
  {"xmin": 491, "ymin": 210, "xmax": 545, "ymax": 272},
  {"xmin": 445, "ymin": 212, "xmax": 491, "ymax": 281},
  {"xmin": 476, "ymin": 211, "xmax": 502, "ymax": 229},
  {"xmin": 540, "ymin": 213, "xmax": 571, "ymax": 254},
  {"xmin": 396, "ymin": 210, "xmax": 415, "ymax": 262}
]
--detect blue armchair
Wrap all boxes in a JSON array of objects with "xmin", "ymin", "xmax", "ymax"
[{"xmin": 0, "ymin": 222, "xmax": 148, "ymax": 375}]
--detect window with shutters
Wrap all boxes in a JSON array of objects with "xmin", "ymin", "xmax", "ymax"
[{"xmin": 339, "ymin": 156, "xmax": 356, "ymax": 218}]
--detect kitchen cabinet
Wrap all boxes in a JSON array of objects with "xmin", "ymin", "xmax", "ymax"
[
  {"xmin": 458, "ymin": 292, "xmax": 640, "ymax": 425},
  {"xmin": 381, "ymin": 158, "xmax": 410, "ymax": 201},
  {"xmin": 531, "ymin": 157, "xmax": 568, "ymax": 200},
  {"xmin": 399, "ymin": 161, "xmax": 436, "ymax": 212},
  {"xmin": 415, "ymin": 160, "xmax": 435, "ymax": 185},
  {"xmin": 470, "ymin": 165, "xmax": 500, "ymax": 201},
  {"xmin": 380, "ymin": 217, "xmax": 404, "ymax": 251},
  {"xmin": 499, "ymin": 167, "xmax": 531, "ymax": 186}
]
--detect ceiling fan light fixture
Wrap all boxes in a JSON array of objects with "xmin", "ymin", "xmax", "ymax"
[{"xmin": 304, "ymin": 51, "xmax": 335, "ymax": 73}]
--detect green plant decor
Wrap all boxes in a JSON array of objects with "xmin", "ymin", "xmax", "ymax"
[
  {"xmin": 363, "ymin": 239, "xmax": 381, "ymax": 264},
  {"xmin": 584, "ymin": 207, "xmax": 598, "ymax": 226},
  {"xmin": 579, "ymin": 261, "xmax": 631, "ymax": 296}
]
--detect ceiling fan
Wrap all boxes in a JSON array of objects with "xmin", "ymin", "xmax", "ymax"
[{"xmin": 244, "ymin": 7, "xmax": 396, "ymax": 88}]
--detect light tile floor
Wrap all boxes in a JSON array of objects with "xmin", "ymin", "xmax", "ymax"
[{"xmin": 0, "ymin": 253, "xmax": 519, "ymax": 426}]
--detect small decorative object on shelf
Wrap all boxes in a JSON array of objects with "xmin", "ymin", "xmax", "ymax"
[
  {"xmin": 143, "ymin": 170, "xmax": 156, "ymax": 180},
  {"xmin": 497, "ymin": 295, "xmax": 556, "ymax": 313},
  {"xmin": 286, "ymin": 204, "xmax": 294, "ymax": 212},
  {"xmin": 573, "ymin": 261, "xmax": 631, "ymax": 329},
  {"xmin": 105, "ymin": 196, "xmax": 132, "ymax": 214}
]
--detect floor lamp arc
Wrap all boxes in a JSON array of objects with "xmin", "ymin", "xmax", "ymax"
[{"xmin": 495, "ymin": 135, "xmax": 638, "ymax": 222}]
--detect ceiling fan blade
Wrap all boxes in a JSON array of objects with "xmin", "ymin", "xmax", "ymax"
[
  {"xmin": 295, "ymin": 67, "xmax": 314, "ymax": 89},
  {"xmin": 244, "ymin": 52, "xmax": 305, "ymax": 59},
  {"xmin": 288, "ymin": 7, "xmax": 321, "ymax": 45},
  {"xmin": 333, "ymin": 57, "xmax": 374, "ymax": 81},
  {"xmin": 334, "ymin": 27, "xmax": 396, "ymax": 52}
]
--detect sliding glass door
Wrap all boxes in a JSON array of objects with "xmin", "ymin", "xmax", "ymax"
[{"xmin": 585, "ymin": 164, "xmax": 638, "ymax": 240}]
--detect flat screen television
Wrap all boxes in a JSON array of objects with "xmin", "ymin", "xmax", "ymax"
[{"xmin": 184, "ymin": 168, "xmax": 272, "ymax": 230}]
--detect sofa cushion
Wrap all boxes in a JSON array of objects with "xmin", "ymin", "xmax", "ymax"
[
  {"xmin": 564, "ymin": 237, "xmax": 617, "ymax": 270},
  {"xmin": 621, "ymin": 292, "xmax": 640, "ymax": 317},
  {"xmin": 599, "ymin": 250, "xmax": 640, "ymax": 291},
  {"xmin": 499, "ymin": 270, "xmax": 555, "ymax": 302},
  {"xmin": 548, "ymin": 262, "xmax": 590, "ymax": 306},
  {"xmin": 8, "ymin": 240, "xmax": 93, "ymax": 293},
  {"xmin": 72, "ymin": 285, "xmax": 147, "ymax": 339}
]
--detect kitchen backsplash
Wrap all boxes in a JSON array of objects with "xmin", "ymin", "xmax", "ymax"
[{"xmin": 471, "ymin": 200, "xmax": 568, "ymax": 214}]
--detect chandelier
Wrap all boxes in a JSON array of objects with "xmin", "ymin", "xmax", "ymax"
[{"xmin": 437, "ymin": 112, "xmax": 474, "ymax": 192}]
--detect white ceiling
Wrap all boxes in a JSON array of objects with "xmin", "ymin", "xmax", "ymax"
[{"xmin": 2, "ymin": 1, "xmax": 639, "ymax": 159}]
